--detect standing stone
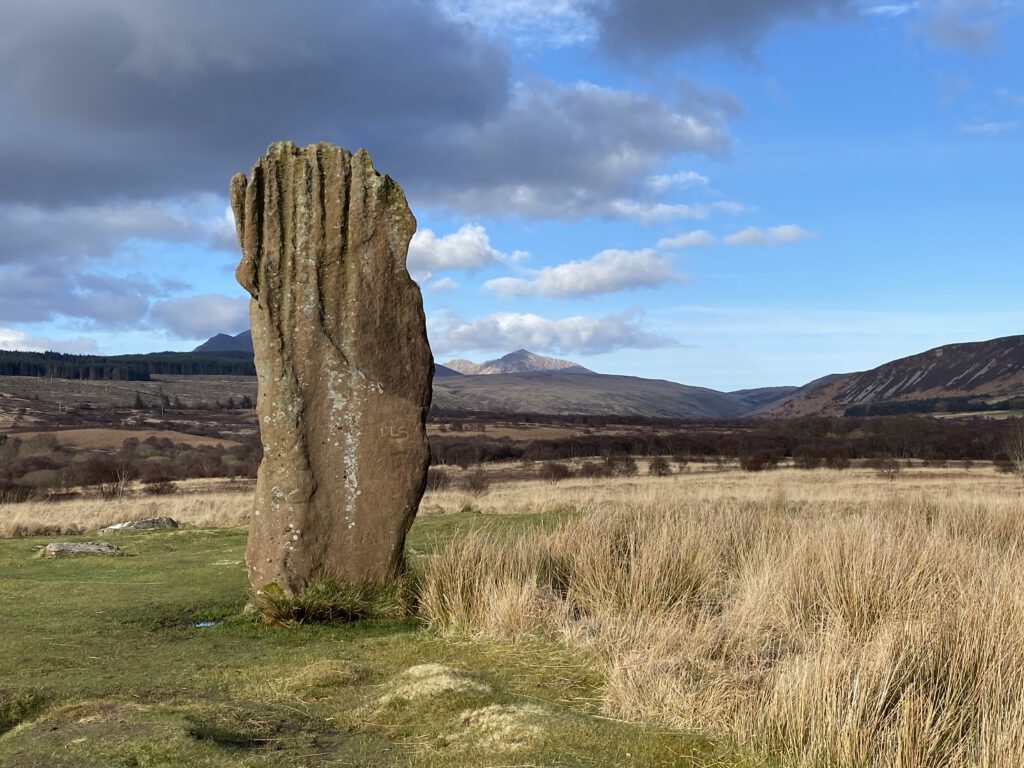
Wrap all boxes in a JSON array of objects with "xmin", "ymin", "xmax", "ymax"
[{"xmin": 231, "ymin": 142, "xmax": 433, "ymax": 596}]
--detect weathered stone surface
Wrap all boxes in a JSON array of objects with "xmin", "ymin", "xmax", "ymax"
[
  {"xmin": 100, "ymin": 517, "xmax": 178, "ymax": 533},
  {"xmin": 43, "ymin": 541, "xmax": 121, "ymax": 558},
  {"xmin": 231, "ymin": 142, "xmax": 432, "ymax": 596}
]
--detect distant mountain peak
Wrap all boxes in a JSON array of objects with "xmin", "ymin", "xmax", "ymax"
[
  {"xmin": 192, "ymin": 330, "xmax": 253, "ymax": 353},
  {"xmin": 442, "ymin": 349, "xmax": 592, "ymax": 375}
]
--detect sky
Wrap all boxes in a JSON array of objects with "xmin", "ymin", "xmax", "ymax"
[{"xmin": 0, "ymin": 0, "xmax": 1021, "ymax": 391}]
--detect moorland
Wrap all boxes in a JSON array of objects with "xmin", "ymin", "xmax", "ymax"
[{"xmin": 2, "ymin": 338, "xmax": 1024, "ymax": 766}]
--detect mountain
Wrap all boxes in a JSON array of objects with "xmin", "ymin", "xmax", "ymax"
[
  {"xmin": 193, "ymin": 331, "xmax": 253, "ymax": 353},
  {"xmin": 443, "ymin": 349, "xmax": 591, "ymax": 375},
  {"xmin": 432, "ymin": 371, "xmax": 750, "ymax": 419},
  {"xmin": 768, "ymin": 335, "xmax": 1024, "ymax": 417},
  {"xmin": 729, "ymin": 386, "xmax": 800, "ymax": 412},
  {"xmin": 433, "ymin": 364, "xmax": 462, "ymax": 378}
]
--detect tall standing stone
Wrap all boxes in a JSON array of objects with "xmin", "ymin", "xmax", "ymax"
[{"xmin": 231, "ymin": 142, "xmax": 433, "ymax": 596}]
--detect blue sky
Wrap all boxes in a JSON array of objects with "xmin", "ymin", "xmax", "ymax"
[{"xmin": 0, "ymin": 0, "xmax": 1021, "ymax": 390}]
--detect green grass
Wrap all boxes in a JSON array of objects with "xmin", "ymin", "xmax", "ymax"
[{"xmin": 0, "ymin": 511, "xmax": 765, "ymax": 767}]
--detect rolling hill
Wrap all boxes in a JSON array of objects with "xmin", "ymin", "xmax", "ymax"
[
  {"xmin": 768, "ymin": 335, "xmax": 1024, "ymax": 417},
  {"xmin": 432, "ymin": 370, "xmax": 753, "ymax": 419}
]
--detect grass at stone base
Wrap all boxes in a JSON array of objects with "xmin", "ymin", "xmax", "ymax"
[{"xmin": 0, "ymin": 512, "xmax": 768, "ymax": 768}]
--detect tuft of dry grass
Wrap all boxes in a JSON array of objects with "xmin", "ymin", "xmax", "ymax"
[{"xmin": 418, "ymin": 468, "xmax": 1024, "ymax": 767}]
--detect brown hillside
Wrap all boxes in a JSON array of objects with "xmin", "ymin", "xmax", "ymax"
[{"xmin": 769, "ymin": 334, "xmax": 1024, "ymax": 417}]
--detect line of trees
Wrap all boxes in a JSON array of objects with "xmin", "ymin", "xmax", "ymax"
[
  {"xmin": 429, "ymin": 415, "xmax": 1024, "ymax": 468},
  {"xmin": 0, "ymin": 350, "xmax": 256, "ymax": 381}
]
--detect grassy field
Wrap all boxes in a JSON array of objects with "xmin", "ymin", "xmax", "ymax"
[{"xmin": 1, "ymin": 466, "xmax": 1022, "ymax": 766}]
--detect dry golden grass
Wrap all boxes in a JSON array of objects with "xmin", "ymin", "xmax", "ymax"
[
  {"xmin": 0, "ymin": 484, "xmax": 252, "ymax": 537},
  {"xmin": 417, "ymin": 467, "xmax": 1024, "ymax": 768}
]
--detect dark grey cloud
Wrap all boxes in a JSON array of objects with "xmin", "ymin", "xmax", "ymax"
[
  {"xmin": 416, "ymin": 78, "xmax": 736, "ymax": 217},
  {"xmin": 588, "ymin": 0, "xmax": 855, "ymax": 57},
  {"xmin": 0, "ymin": 0, "xmax": 510, "ymax": 206},
  {"xmin": 0, "ymin": 263, "xmax": 159, "ymax": 327},
  {"xmin": 0, "ymin": 0, "xmax": 749, "ymax": 335},
  {"xmin": 0, "ymin": 196, "xmax": 232, "ymax": 264}
]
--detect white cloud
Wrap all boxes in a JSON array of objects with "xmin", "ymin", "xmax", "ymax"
[
  {"xmin": 0, "ymin": 328, "xmax": 98, "ymax": 354},
  {"xmin": 407, "ymin": 224, "xmax": 524, "ymax": 280},
  {"xmin": 657, "ymin": 230, "xmax": 717, "ymax": 249},
  {"xmin": 430, "ymin": 309, "xmax": 677, "ymax": 355},
  {"xmin": 149, "ymin": 294, "xmax": 249, "ymax": 339},
  {"xmin": 646, "ymin": 170, "xmax": 710, "ymax": 192},
  {"xmin": 605, "ymin": 198, "xmax": 744, "ymax": 224},
  {"xmin": 426, "ymin": 277, "xmax": 459, "ymax": 293},
  {"xmin": 959, "ymin": 120, "xmax": 1017, "ymax": 135},
  {"xmin": 485, "ymin": 249, "xmax": 677, "ymax": 298},
  {"xmin": 861, "ymin": 2, "xmax": 920, "ymax": 18},
  {"xmin": 724, "ymin": 224, "xmax": 815, "ymax": 246}
]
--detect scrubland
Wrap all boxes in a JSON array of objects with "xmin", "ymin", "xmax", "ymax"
[{"xmin": 2, "ymin": 464, "xmax": 1023, "ymax": 766}]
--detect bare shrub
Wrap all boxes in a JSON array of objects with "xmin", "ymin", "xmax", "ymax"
[
  {"xmin": 425, "ymin": 466, "xmax": 453, "ymax": 492},
  {"xmin": 461, "ymin": 468, "xmax": 491, "ymax": 497},
  {"xmin": 142, "ymin": 480, "xmax": 177, "ymax": 496},
  {"xmin": 647, "ymin": 456, "xmax": 672, "ymax": 476},
  {"xmin": 578, "ymin": 461, "xmax": 612, "ymax": 479},
  {"xmin": 604, "ymin": 455, "xmax": 638, "ymax": 477},
  {"xmin": 867, "ymin": 455, "xmax": 901, "ymax": 480},
  {"xmin": 539, "ymin": 461, "xmax": 573, "ymax": 483}
]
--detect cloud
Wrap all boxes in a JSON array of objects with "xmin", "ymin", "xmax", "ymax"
[
  {"xmin": 0, "ymin": 195, "xmax": 234, "ymax": 265},
  {"xmin": 724, "ymin": 224, "xmax": 816, "ymax": 246},
  {"xmin": 646, "ymin": 171, "xmax": 710, "ymax": 193},
  {"xmin": 604, "ymin": 199, "xmax": 745, "ymax": 224},
  {"xmin": 861, "ymin": 2, "xmax": 920, "ymax": 17},
  {"xmin": 149, "ymin": 294, "xmax": 249, "ymax": 340},
  {"xmin": 423, "ymin": 79, "xmax": 736, "ymax": 218},
  {"xmin": 485, "ymin": 249, "xmax": 677, "ymax": 298},
  {"xmin": 590, "ymin": 0, "xmax": 855, "ymax": 57},
  {"xmin": 0, "ymin": 264, "xmax": 163, "ymax": 326},
  {"xmin": 657, "ymin": 230, "xmax": 718, "ymax": 249},
  {"xmin": 430, "ymin": 309, "xmax": 677, "ymax": 355},
  {"xmin": 408, "ymin": 224, "xmax": 522, "ymax": 278},
  {"xmin": 0, "ymin": 328, "xmax": 99, "ymax": 354},
  {"xmin": 923, "ymin": 0, "xmax": 999, "ymax": 52},
  {"xmin": 0, "ymin": 0, "xmax": 510, "ymax": 207},
  {"xmin": 959, "ymin": 120, "xmax": 1017, "ymax": 135},
  {"xmin": 0, "ymin": 2, "xmax": 738, "ymax": 222},
  {"xmin": 0, "ymin": 194, "xmax": 236, "ymax": 329},
  {"xmin": 425, "ymin": 277, "xmax": 460, "ymax": 293}
]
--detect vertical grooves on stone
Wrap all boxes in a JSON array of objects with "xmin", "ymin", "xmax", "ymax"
[{"xmin": 237, "ymin": 141, "xmax": 431, "ymax": 595}]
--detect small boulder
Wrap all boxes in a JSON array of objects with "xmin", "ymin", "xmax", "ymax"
[
  {"xmin": 42, "ymin": 541, "xmax": 121, "ymax": 558},
  {"xmin": 100, "ymin": 517, "xmax": 178, "ymax": 533}
]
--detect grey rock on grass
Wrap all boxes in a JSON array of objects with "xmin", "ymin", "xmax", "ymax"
[
  {"xmin": 100, "ymin": 517, "xmax": 178, "ymax": 533},
  {"xmin": 42, "ymin": 542, "xmax": 121, "ymax": 558}
]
